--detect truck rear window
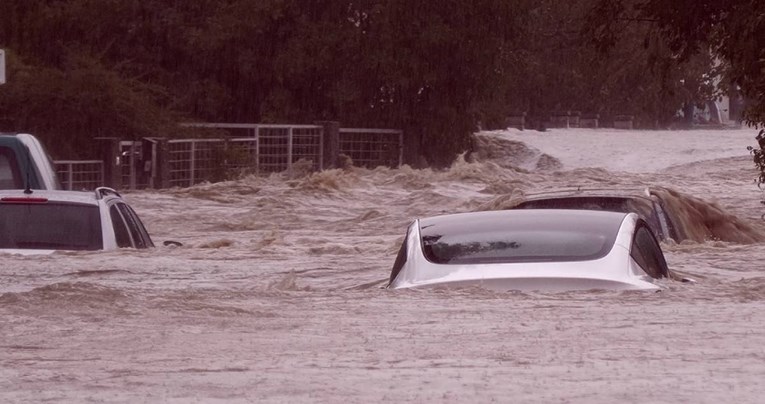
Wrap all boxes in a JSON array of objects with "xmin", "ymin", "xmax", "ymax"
[
  {"xmin": 0, "ymin": 202, "xmax": 103, "ymax": 250},
  {"xmin": 0, "ymin": 148, "xmax": 22, "ymax": 189}
]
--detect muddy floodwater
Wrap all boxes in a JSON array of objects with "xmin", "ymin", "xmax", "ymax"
[{"xmin": 2, "ymin": 128, "xmax": 765, "ymax": 403}]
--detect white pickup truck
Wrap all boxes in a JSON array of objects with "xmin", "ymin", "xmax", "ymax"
[{"xmin": 0, "ymin": 133, "xmax": 62, "ymax": 190}]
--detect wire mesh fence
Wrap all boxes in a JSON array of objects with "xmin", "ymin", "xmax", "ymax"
[
  {"xmin": 167, "ymin": 139, "xmax": 230, "ymax": 187},
  {"xmin": 54, "ymin": 160, "xmax": 104, "ymax": 191},
  {"xmin": 166, "ymin": 125, "xmax": 324, "ymax": 187},
  {"xmin": 50, "ymin": 123, "xmax": 402, "ymax": 190},
  {"xmin": 339, "ymin": 128, "xmax": 403, "ymax": 168}
]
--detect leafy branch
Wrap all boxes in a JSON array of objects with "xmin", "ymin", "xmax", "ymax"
[{"xmin": 746, "ymin": 129, "xmax": 765, "ymax": 205}]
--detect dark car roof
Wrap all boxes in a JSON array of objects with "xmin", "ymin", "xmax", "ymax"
[
  {"xmin": 507, "ymin": 187, "xmax": 681, "ymax": 243},
  {"xmin": 514, "ymin": 195, "xmax": 653, "ymax": 209},
  {"xmin": 519, "ymin": 187, "xmax": 655, "ymax": 201}
]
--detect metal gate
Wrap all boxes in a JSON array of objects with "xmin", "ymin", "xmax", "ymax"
[{"xmin": 168, "ymin": 124, "xmax": 324, "ymax": 187}]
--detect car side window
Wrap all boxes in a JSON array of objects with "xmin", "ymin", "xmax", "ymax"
[
  {"xmin": 128, "ymin": 204, "xmax": 154, "ymax": 248},
  {"xmin": 109, "ymin": 205, "xmax": 133, "ymax": 248},
  {"xmin": 630, "ymin": 224, "xmax": 669, "ymax": 278},
  {"xmin": 117, "ymin": 203, "xmax": 153, "ymax": 248}
]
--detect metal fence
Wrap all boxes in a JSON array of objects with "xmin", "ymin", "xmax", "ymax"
[
  {"xmin": 119, "ymin": 141, "xmax": 152, "ymax": 190},
  {"xmin": 168, "ymin": 138, "xmax": 229, "ymax": 187},
  {"xmin": 168, "ymin": 124, "xmax": 324, "ymax": 187},
  {"xmin": 51, "ymin": 123, "xmax": 403, "ymax": 190},
  {"xmin": 54, "ymin": 160, "xmax": 104, "ymax": 191},
  {"xmin": 256, "ymin": 125, "xmax": 323, "ymax": 173},
  {"xmin": 339, "ymin": 128, "xmax": 403, "ymax": 168}
]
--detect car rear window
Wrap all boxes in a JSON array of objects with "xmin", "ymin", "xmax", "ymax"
[
  {"xmin": 0, "ymin": 202, "xmax": 103, "ymax": 250},
  {"xmin": 419, "ymin": 210, "xmax": 623, "ymax": 264}
]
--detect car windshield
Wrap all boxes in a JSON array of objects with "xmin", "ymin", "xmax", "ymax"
[
  {"xmin": 0, "ymin": 202, "xmax": 103, "ymax": 250},
  {"xmin": 419, "ymin": 211, "xmax": 623, "ymax": 264}
]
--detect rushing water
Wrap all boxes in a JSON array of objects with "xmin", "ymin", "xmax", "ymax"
[{"xmin": 2, "ymin": 128, "xmax": 765, "ymax": 403}]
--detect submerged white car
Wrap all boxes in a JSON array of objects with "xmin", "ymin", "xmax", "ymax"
[
  {"xmin": 0, "ymin": 188, "xmax": 154, "ymax": 255},
  {"xmin": 388, "ymin": 209, "xmax": 670, "ymax": 292}
]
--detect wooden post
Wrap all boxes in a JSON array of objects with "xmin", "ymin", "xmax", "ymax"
[
  {"xmin": 142, "ymin": 137, "xmax": 165, "ymax": 189},
  {"xmin": 287, "ymin": 127, "xmax": 293, "ymax": 174},
  {"xmin": 401, "ymin": 124, "xmax": 422, "ymax": 167},
  {"xmin": 66, "ymin": 163, "xmax": 73, "ymax": 190},
  {"xmin": 95, "ymin": 137, "xmax": 120, "ymax": 189},
  {"xmin": 157, "ymin": 138, "xmax": 170, "ymax": 188},
  {"xmin": 315, "ymin": 121, "xmax": 340, "ymax": 169},
  {"xmin": 128, "ymin": 141, "xmax": 137, "ymax": 190},
  {"xmin": 189, "ymin": 141, "xmax": 196, "ymax": 186}
]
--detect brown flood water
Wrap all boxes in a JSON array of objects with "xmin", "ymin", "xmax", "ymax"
[{"xmin": 2, "ymin": 128, "xmax": 765, "ymax": 403}]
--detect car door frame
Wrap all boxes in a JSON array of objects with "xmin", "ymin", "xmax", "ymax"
[
  {"xmin": 106, "ymin": 200, "xmax": 154, "ymax": 249},
  {"xmin": 629, "ymin": 219, "xmax": 670, "ymax": 278}
]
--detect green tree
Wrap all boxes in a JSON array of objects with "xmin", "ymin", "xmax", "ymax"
[
  {"xmin": 588, "ymin": 0, "xmax": 765, "ymax": 126},
  {"xmin": 1, "ymin": 0, "xmax": 739, "ymax": 165},
  {"xmin": 0, "ymin": 1, "xmax": 181, "ymax": 157}
]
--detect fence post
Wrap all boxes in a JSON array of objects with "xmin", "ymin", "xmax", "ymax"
[
  {"xmin": 318, "ymin": 128, "xmax": 324, "ymax": 170},
  {"xmin": 142, "ymin": 137, "xmax": 164, "ymax": 189},
  {"xmin": 66, "ymin": 163, "xmax": 74, "ymax": 190},
  {"xmin": 157, "ymin": 138, "xmax": 170, "ymax": 188},
  {"xmin": 129, "ymin": 141, "xmax": 137, "ymax": 190},
  {"xmin": 315, "ymin": 121, "xmax": 339, "ymax": 169},
  {"xmin": 398, "ymin": 131, "xmax": 404, "ymax": 167},
  {"xmin": 95, "ymin": 137, "xmax": 121, "ymax": 189},
  {"xmin": 253, "ymin": 126, "xmax": 260, "ymax": 175},
  {"xmin": 189, "ymin": 140, "xmax": 196, "ymax": 186},
  {"xmin": 287, "ymin": 127, "xmax": 293, "ymax": 174},
  {"xmin": 402, "ymin": 125, "xmax": 423, "ymax": 167},
  {"xmin": 99, "ymin": 162, "xmax": 105, "ymax": 190}
]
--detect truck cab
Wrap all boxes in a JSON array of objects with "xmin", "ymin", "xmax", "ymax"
[{"xmin": 0, "ymin": 133, "xmax": 62, "ymax": 190}]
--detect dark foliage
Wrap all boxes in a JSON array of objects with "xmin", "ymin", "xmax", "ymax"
[
  {"xmin": 747, "ymin": 130, "xmax": 765, "ymax": 207},
  {"xmin": 589, "ymin": 0, "xmax": 765, "ymax": 127},
  {"xmin": 1, "ymin": 0, "xmax": 760, "ymax": 164}
]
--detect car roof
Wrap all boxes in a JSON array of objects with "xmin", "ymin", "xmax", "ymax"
[
  {"xmin": 0, "ymin": 133, "xmax": 36, "ymax": 143},
  {"xmin": 0, "ymin": 135, "xmax": 31, "ymax": 152},
  {"xmin": 419, "ymin": 209, "xmax": 629, "ymax": 233},
  {"xmin": 0, "ymin": 188, "xmax": 122, "ymax": 206},
  {"xmin": 0, "ymin": 133, "xmax": 24, "ymax": 139}
]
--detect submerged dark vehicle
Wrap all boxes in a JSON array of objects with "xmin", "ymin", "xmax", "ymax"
[{"xmin": 509, "ymin": 187, "xmax": 681, "ymax": 242}]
